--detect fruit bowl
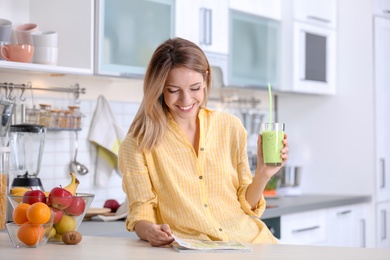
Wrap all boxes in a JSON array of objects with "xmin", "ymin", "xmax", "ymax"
[
  {"xmin": 8, "ymin": 193, "xmax": 94, "ymax": 243},
  {"xmin": 6, "ymin": 222, "xmax": 53, "ymax": 248}
]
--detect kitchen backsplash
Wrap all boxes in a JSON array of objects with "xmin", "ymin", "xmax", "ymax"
[{"xmin": 19, "ymin": 97, "xmax": 140, "ymax": 208}]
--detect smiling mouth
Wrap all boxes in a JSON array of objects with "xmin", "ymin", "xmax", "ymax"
[{"xmin": 178, "ymin": 104, "xmax": 195, "ymax": 111}]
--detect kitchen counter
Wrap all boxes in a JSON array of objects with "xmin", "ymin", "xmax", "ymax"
[
  {"xmin": 1, "ymin": 232, "xmax": 388, "ymax": 260},
  {"xmin": 261, "ymin": 194, "xmax": 371, "ymax": 219}
]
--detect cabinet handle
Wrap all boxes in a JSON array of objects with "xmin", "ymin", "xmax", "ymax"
[
  {"xmin": 337, "ymin": 210, "xmax": 352, "ymax": 216},
  {"xmin": 307, "ymin": 15, "xmax": 330, "ymax": 24},
  {"xmin": 199, "ymin": 8, "xmax": 212, "ymax": 45},
  {"xmin": 380, "ymin": 158, "xmax": 386, "ymax": 188},
  {"xmin": 292, "ymin": 225, "xmax": 320, "ymax": 233},
  {"xmin": 381, "ymin": 210, "xmax": 387, "ymax": 241},
  {"xmin": 360, "ymin": 219, "xmax": 366, "ymax": 248}
]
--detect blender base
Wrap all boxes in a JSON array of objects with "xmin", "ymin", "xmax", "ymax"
[{"xmin": 11, "ymin": 177, "xmax": 44, "ymax": 191}]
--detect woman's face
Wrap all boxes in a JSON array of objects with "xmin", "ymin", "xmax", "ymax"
[{"xmin": 163, "ymin": 67, "xmax": 206, "ymax": 122}]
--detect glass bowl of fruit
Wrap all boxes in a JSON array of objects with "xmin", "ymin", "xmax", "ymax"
[
  {"xmin": 6, "ymin": 222, "xmax": 53, "ymax": 248},
  {"xmin": 8, "ymin": 173, "xmax": 95, "ymax": 244}
]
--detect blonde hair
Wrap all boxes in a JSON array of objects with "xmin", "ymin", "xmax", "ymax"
[{"xmin": 129, "ymin": 37, "xmax": 211, "ymax": 152}]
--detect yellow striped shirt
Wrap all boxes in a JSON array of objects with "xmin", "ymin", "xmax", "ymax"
[{"xmin": 119, "ymin": 108, "xmax": 277, "ymax": 243}]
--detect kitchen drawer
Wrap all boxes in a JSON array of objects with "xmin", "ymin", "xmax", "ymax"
[{"xmin": 280, "ymin": 209, "xmax": 327, "ymax": 245}]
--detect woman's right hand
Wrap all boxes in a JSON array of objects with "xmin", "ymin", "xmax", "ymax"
[{"xmin": 136, "ymin": 221, "xmax": 174, "ymax": 247}]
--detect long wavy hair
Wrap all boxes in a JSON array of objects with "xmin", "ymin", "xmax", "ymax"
[{"xmin": 128, "ymin": 37, "xmax": 211, "ymax": 153}]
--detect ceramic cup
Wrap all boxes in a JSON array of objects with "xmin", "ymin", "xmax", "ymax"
[
  {"xmin": 31, "ymin": 31, "xmax": 58, "ymax": 47},
  {"xmin": 0, "ymin": 44, "xmax": 34, "ymax": 63},
  {"xmin": 15, "ymin": 23, "xmax": 38, "ymax": 45},
  {"xmin": 0, "ymin": 19, "xmax": 12, "ymax": 43},
  {"xmin": 32, "ymin": 46, "xmax": 58, "ymax": 65},
  {"xmin": 0, "ymin": 41, "xmax": 10, "ymax": 60}
]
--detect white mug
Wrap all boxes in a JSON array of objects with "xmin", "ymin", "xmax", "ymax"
[
  {"xmin": 31, "ymin": 31, "xmax": 58, "ymax": 47},
  {"xmin": 32, "ymin": 46, "xmax": 58, "ymax": 65}
]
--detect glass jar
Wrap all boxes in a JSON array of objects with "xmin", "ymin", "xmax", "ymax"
[
  {"xmin": 26, "ymin": 107, "xmax": 41, "ymax": 125},
  {"xmin": 68, "ymin": 106, "xmax": 82, "ymax": 129},
  {"xmin": 0, "ymin": 146, "xmax": 10, "ymax": 230},
  {"xmin": 49, "ymin": 110, "xmax": 59, "ymax": 129},
  {"xmin": 39, "ymin": 104, "xmax": 52, "ymax": 127}
]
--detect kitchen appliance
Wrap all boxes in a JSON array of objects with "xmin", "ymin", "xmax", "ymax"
[
  {"xmin": 277, "ymin": 166, "xmax": 302, "ymax": 196},
  {"xmin": 9, "ymin": 124, "xmax": 46, "ymax": 190}
]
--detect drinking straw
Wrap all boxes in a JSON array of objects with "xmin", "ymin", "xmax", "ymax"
[{"xmin": 268, "ymin": 83, "xmax": 272, "ymax": 123}]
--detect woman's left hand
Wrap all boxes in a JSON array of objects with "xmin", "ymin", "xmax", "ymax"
[{"xmin": 256, "ymin": 133, "xmax": 289, "ymax": 179}]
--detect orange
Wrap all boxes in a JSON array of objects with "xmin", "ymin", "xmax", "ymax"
[
  {"xmin": 17, "ymin": 222, "xmax": 45, "ymax": 246},
  {"xmin": 26, "ymin": 202, "xmax": 51, "ymax": 224},
  {"xmin": 12, "ymin": 203, "xmax": 30, "ymax": 224}
]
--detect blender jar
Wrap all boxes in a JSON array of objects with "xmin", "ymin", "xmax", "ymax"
[{"xmin": 9, "ymin": 124, "xmax": 46, "ymax": 189}]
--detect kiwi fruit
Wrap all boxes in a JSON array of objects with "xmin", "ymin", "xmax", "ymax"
[{"xmin": 62, "ymin": 231, "xmax": 82, "ymax": 245}]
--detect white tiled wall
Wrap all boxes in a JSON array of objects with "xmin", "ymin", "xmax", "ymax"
[{"xmin": 15, "ymin": 97, "xmax": 140, "ymax": 208}]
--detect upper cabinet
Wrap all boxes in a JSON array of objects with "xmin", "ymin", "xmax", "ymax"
[
  {"xmin": 229, "ymin": 0, "xmax": 281, "ymax": 20},
  {"xmin": 228, "ymin": 10, "xmax": 280, "ymax": 89},
  {"xmin": 95, "ymin": 0, "xmax": 174, "ymax": 77},
  {"xmin": 374, "ymin": 0, "xmax": 390, "ymax": 18},
  {"xmin": 280, "ymin": 0, "xmax": 337, "ymax": 95},
  {"xmin": 0, "ymin": 0, "xmax": 94, "ymax": 75}
]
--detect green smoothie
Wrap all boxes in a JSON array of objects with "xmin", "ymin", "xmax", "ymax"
[{"xmin": 262, "ymin": 130, "xmax": 284, "ymax": 166}]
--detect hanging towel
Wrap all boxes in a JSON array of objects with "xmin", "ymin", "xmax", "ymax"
[{"xmin": 88, "ymin": 95, "xmax": 126, "ymax": 187}]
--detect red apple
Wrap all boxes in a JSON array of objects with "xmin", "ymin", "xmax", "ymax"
[
  {"xmin": 64, "ymin": 197, "xmax": 86, "ymax": 216},
  {"xmin": 22, "ymin": 190, "xmax": 46, "ymax": 205},
  {"xmin": 104, "ymin": 199, "xmax": 120, "ymax": 213},
  {"xmin": 51, "ymin": 207, "xmax": 64, "ymax": 224},
  {"xmin": 47, "ymin": 187, "xmax": 73, "ymax": 210}
]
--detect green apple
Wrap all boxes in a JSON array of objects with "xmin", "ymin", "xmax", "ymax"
[
  {"xmin": 48, "ymin": 227, "xmax": 56, "ymax": 240},
  {"xmin": 54, "ymin": 215, "xmax": 76, "ymax": 234}
]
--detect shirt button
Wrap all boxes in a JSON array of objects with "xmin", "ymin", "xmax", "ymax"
[
  {"xmin": 204, "ymin": 204, "xmax": 208, "ymax": 208},
  {"xmin": 200, "ymin": 148, "xmax": 204, "ymax": 151},
  {"xmin": 219, "ymin": 228, "xmax": 223, "ymax": 232},
  {"xmin": 199, "ymin": 176, "xmax": 203, "ymax": 179}
]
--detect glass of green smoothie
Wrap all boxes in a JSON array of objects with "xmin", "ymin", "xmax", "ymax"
[{"xmin": 261, "ymin": 123, "xmax": 285, "ymax": 166}]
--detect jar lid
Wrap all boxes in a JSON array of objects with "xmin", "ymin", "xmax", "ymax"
[{"xmin": 10, "ymin": 124, "xmax": 46, "ymax": 133}]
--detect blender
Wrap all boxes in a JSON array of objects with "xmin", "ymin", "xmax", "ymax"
[{"xmin": 9, "ymin": 124, "xmax": 46, "ymax": 190}]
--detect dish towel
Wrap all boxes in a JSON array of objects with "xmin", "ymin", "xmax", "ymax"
[{"xmin": 88, "ymin": 95, "xmax": 126, "ymax": 187}]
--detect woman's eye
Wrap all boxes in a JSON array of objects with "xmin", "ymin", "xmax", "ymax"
[
  {"xmin": 167, "ymin": 89, "xmax": 179, "ymax": 94},
  {"xmin": 191, "ymin": 86, "xmax": 201, "ymax": 91}
]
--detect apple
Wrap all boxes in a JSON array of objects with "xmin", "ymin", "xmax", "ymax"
[
  {"xmin": 22, "ymin": 190, "xmax": 46, "ymax": 205},
  {"xmin": 48, "ymin": 187, "xmax": 73, "ymax": 210},
  {"xmin": 64, "ymin": 197, "xmax": 86, "ymax": 216},
  {"xmin": 104, "ymin": 199, "xmax": 120, "ymax": 213},
  {"xmin": 51, "ymin": 207, "xmax": 64, "ymax": 224}
]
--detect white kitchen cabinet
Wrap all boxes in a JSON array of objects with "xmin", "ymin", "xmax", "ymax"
[
  {"xmin": 374, "ymin": 0, "xmax": 390, "ymax": 18},
  {"xmin": 229, "ymin": 0, "xmax": 281, "ymax": 20},
  {"xmin": 293, "ymin": 0, "xmax": 337, "ymax": 29},
  {"xmin": 95, "ymin": 0, "xmax": 174, "ymax": 77},
  {"xmin": 326, "ymin": 204, "xmax": 367, "ymax": 248},
  {"xmin": 228, "ymin": 10, "xmax": 281, "ymax": 89},
  {"xmin": 175, "ymin": 0, "xmax": 229, "ymax": 54},
  {"xmin": 280, "ymin": 209, "xmax": 327, "ymax": 245},
  {"xmin": 374, "ymin": 16, "xmax": 390, "ymax": 202},
  {"xmin": 0, "ymin": 0, "xmax": 94, "ymax": 75},
  {"xmin": 376, "ymin": 201, "xmax": 390, "ymax": 248}
]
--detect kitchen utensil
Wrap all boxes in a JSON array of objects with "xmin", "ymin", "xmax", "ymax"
[
  {"xmin": 242, "ymin": 110, "xmax": 264, "ymax": 136},
  {"xmin": 9, "ymin": 124, "xmax": 46, "ymax": 190},
  {"xmin": 278, "ymin": 166, "xmax": 302, "ymax": 187},
  {"xmin": 70, "ymin": 131, "xmax": 88, "ymax": 175},
  {"xmin": 0, "ymin": 100, "xmax": 14, "ymax": 137}
]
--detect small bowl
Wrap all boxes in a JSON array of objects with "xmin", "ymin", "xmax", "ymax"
[
  {"xmin": 6, "ymin": 222, "xmax": 53, "ymax": 248},
  {"xmin": 8, "ymin": 193, "xmax": 94, "ymax": 243}
]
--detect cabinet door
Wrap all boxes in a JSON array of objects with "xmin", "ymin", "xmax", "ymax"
[
  {"xmin": 293, "ymin": 0, "xmax": 337, "ymax": 29},
  {"xmin": 175, "ymin": 0, "xmax": 200, "ymax": 44},
  {"xmin": 280, "ymin": 209, "xmax": 327, "ymax": 245},
  {"xmin": 292, "ymin": 21, "xmax": 336, "ymax": 95},
  {"xmin": 373, "ymin": 0, "xmax": 390, "ymax": 18},
  {"xmin": 374, "ymin": 17, "xmax": 390, "ymax": 202},
  {"xmin": 326, "ymin": 204, "xmax": 367, "ymax": 248},
  {"xmin": 96, "ymin": 0, "xmax": 174, "ymax": 77},
  {"xmin": 229, "ymin": 10, "xmax": 280, "ymax": 89},
  {"xmin": 376, "ymin": 201, "xmax": 390, "ymax": 248},
  {"xmin": 229, "ymin": 0, "xmax": 281, "ymax": 20}
]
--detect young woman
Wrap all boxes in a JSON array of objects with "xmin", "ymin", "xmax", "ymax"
[{"xmin": 118, "ymin": 37, "xmax": 288, "ymax": 247}]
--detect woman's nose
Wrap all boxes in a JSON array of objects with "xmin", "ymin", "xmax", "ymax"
[{"xmin": 180, "ymin": 90, "xmax": 192, "ymax": 103}]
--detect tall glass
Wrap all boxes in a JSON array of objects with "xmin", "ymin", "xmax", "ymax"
[{"xmin": 261, "ymin": 123, "xmax": 285, "ymax": 166}]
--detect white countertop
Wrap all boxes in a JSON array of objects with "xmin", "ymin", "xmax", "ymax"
[{"xmin": 1, "ymin": 233, "xmax": 389, "ymax": 260}]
